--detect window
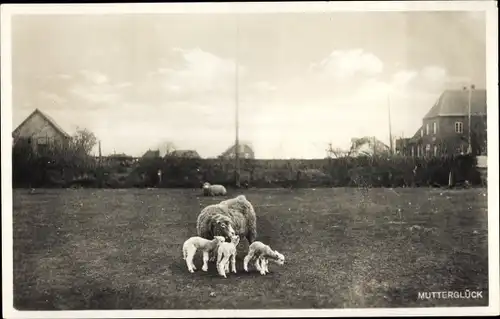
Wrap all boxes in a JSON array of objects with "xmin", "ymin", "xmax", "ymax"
[
  {"xmin": 426, "ymin": 144, "xmax": 431, "ymax": 154},
  {"xmin": 433, "ymin": 122, "xmax": 437, "ymax": 134},
  {"xmin": 426, "ymin": 123, "xmax": 429, "ymax": 135},
  {"xmin": 417, "ymin": 146, "xmax": 421, "ymax": 157},
  {"xmin": 411, "ymin": 146, "xmax": 415, "ymax": 157},
  {"xmin": 433, "ymin": 145, "xmax": 438, "ymax": 156},
  {"xmin": 455, "ymin": 122, "xmax": 463, "ymax": 133},
  {"xmin": 420, "ymin": 129, "xmax": 424, "ymax": 137}
]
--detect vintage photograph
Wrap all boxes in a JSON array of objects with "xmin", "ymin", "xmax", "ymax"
[{"xmin": 1, "ymin": 1, "xmax": 498, "ymax": 318}]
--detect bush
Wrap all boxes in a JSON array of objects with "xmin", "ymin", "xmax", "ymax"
[{"xmin": 12, "ymin": 141, "xmax": 483, "ymax": 189}]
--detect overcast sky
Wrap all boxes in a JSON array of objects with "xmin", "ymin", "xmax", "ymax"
[{"xmin": 11, "ymin": 11, "xmax": 486, "ymax": 158}]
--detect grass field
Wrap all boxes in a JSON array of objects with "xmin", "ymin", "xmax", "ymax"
[{"xmin": 12, "ymin": 187, "xmax": 489, "ymax": 309}]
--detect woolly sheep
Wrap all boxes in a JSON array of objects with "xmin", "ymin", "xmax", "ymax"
[
  {"xmin": 182, "ymin": 236, "xmax": 225, "ymax": 273},
  {"xmin": 202, "ymin": 182, "xmax": 227, "ymax": 196},
  {"xmin": 243, "ymin": 241, "xmax": 285, "ymax": 275},
  {"xmin": 216, "ymin": 235, "xmax": 240, "ymax": 278},
  {"xmin": 197, "ymin": 194, "xmax": 257, "ymax": 245}
]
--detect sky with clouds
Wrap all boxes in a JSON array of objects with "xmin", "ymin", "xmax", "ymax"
[{"xmin": 11, "ymin": 11, "xmax": 486, "ymax": 158}]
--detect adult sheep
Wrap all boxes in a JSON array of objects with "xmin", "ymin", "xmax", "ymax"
[
  {"xmin": 202, "ymin": 182, "xmax": 227, "ymax": 196},
  {"xmin": 196, "ymin": 195, "xmax": 257, "ymax": 245}
]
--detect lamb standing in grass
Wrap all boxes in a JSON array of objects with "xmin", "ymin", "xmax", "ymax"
[
  {"xmin": 202, "ymin": 182, "xmax": 227, "ymax": 196},
  {"xmin": 243, "ymin": 241, "xmax": 285, "ymax": 275},
  {"xmin": 216, "ymin": 235, "xmax": 240, "ymax": 278},
  {"xmin": 182, "ymin": 236, "xmax": 225, "ymax": 273}
]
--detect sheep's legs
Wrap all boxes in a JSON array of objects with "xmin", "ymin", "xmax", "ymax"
[
  {"xmin": 243, "ymin": 251, "xmax": 255, "ymax": 272},
  {"xmin": 218, "ymin": 256, "xmax": 230, "ymax": 278},
  {"xmin": 262, "ymin": 259, "xmax": 269, "ymax": 274},
  {"xmin": 231, "ymin": 254, "xmax": 237, "ymax": 273},
  {"xmin": 185, "ymin": 249, "xmax": 196, "ymax": 273},
  {"xmin": 201, "ymin": 251, "xmax": 210, "ymax": 272}
]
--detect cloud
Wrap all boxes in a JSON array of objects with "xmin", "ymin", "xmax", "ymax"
[
  {"xmin": 38, "ymin": 91, "xmax": 67, "ymax": 105},
  {"xmin": 79, "ymin": 70, "xmax": 109, "ymax": 85},
  {"xmin": 70, "ymin": 85, "xmax": 120, "ymax": 105},
  {"xmin": 155, "ymin": 47, "xmax": 245, "ymax": 96},
  {"xmin": 310, "ymin": 49, "xmax": 384, "ymax": 80}
]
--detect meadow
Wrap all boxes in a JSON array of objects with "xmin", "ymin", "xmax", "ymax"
[{"xmin": 12, "ymin": 187, "xmax": 489, "ymax": 309}]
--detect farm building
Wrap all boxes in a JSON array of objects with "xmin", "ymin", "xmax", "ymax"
[
  {"xmin": 12, "ymin": 108, "xmax": 71, "ymax": 153},
  {"xmin": 396, "ymin": 88, "xmax": 487, "ymax": 157}
]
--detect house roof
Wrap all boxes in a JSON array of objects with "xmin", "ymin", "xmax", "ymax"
[
  {"xmin": 423, "ymin": 89, "xmax": 487, "ymax": 119},
  {"xmin": 220, "ymin": 142, "xmax": 255, "ymax": 157},
  {"xmin": 142, "ymin": 149, "xmax": 160, "ymax": 158},
  {"xmin": 12, "ymin": 108, "xmax": 71, "ymax": 138}
]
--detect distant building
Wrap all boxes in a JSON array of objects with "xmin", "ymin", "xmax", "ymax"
[
  {"xmin": 12, "ymin": 108, "xmax": 71, "ymax": 153},
  {"xmin": 219, "ymin": 142, "xmax": 255, "ymax": 159},
  {"xmin": 349, "ymin": 136, "xmax": 390, "ymax": 157},
  {"xmin": 142, "ymin": 149, "xmax": 160, "ymax": 159},
  {"xmin": 169, "ymin": 149, "xmax": 201, "ymax": 159},
  {"xmin": 396, "ymin": 89, "xmax": 487, "ymax": 157}
]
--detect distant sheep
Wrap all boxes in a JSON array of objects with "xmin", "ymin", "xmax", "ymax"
[
  {"xmin": 202, "ymin": 182, "xmax": 227, "ymax": 196},
  {"xmin": 243, "ymin": 241, "xmax": 285, "ymax": 275},
  {"xmin": 216, "ymin": 235, "xmax": 240, "ymax": 278},
  {"xmin": 197, "ymin": 194, "xmax": 257, "ymax": 245},
  {"xmin": 182, "ymin": 236, "xmax": 225, "ymax": 273}
]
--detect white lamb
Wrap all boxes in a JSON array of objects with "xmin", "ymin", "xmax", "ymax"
[
  {"xmin": 202, "ymin": 182, "xmax": 227, "ymax": 196},
  {"xmin": 216, "ymin": 235, "xmax": 240, "ymax": 278},
  {"xmin": 243, "ymin": 241, "xmax": 285, "ymax": 275},
  {"xmin": 182, "ymin": 235, "xmax": 225, "ymax": 273}
]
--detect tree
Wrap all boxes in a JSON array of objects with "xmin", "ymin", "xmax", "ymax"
[
  {"xmin": 326, "ymin": 143, "xmax": 351, "ymax": 159},
  {"xmin": 159, "ymin": 141, "xmax": 177, "ymax": 157},
  {"xmin": 71, "ymin": 128, "xmax": 98, "ymax": 155}
]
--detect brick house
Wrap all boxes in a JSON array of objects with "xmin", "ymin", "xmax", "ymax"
[
  {"xmin": 12, "ymin": 108, "xmax": 71, "ymax": 153},
  {"xmin": 396, "ymin": 89, "xmax": 487, "ymax": 157}
]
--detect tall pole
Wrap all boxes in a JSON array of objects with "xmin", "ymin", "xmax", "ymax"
[
  {"xmin": 467, "ymin": 84, "xmax": 473, "ymax": 154},
  {"xmin": 234, "ymin": 20, "xmax": 241, "ymax": 187},
  {"xmin": 388, "ymin": 94, "xmax": 394, "ymax": 155}
]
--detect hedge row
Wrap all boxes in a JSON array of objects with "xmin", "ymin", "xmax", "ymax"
[{"xmin": 12, "ymin": 142, "xmax": 483, "ymax": 188}]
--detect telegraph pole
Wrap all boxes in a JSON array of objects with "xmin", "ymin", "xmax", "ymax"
[
  {"xmin": 234, "ymin": 20, "xmax": 241, "ymax": 188},
  {"xmin": 388, "ymin": 94, "xmax": 394, "ymax": 155},
  {"xmin": 467, "ymin": 84, "xmax": 474, "ymax": 154}
]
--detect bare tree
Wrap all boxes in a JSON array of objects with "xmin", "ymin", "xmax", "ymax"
[{"xmin": 326, "ymin": 143, "xmax": 351, "ymax": 159}]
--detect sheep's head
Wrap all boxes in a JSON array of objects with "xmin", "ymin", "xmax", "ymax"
[
  {"xmin": 270, "ymin": 250, "xmax": 285, "ymax": 266},
  {"xmin": 202, "ymin": 182, "xmax": 211, "ymax": 189},
  {"xmin": 230, "ymin": 235, "xmax": 240, "ymax": 246},
  {"xmin": 213, "ymin": 236, "xmax": 226, "ymax": 244},
  {"xmin": 213, "ymin": 219, "xmax": 236, "ymax": 242}
]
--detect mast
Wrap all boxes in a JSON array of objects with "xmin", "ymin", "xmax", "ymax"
[
  {"xmin": 234, "ymin": 20, "xmax": 241, "ymax": 187},
  {"xmin": 388, "ymin": 94, "xmax": 394, "ymax": 154}
]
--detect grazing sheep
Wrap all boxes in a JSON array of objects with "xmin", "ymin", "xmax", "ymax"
[
  {"xmin": 202, "ymin": 182, "xmax": 227, "ymax": 196},
  {"xmin": 197, "ymin": 195, "xmax": 257, "ymax": 245},
  {"xmin": 182, "ymin": 236, "xmax": 225, "ymax": 273},
  {"xmin": 243, "ymin": 241, "xmax": 285, "ymax": 275},
  {"xmin": 216, "ymin": 235, "xmax": 240, "ymax": 278}
]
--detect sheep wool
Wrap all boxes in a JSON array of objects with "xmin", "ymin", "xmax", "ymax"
[
  {"xmin": 216, "ymin": 235, "xmax": 240, "ymax": 278},
  {"xmin": 202, "ymin": 182, "xmax": 227, "ymax": 196},
  {"xmin": 182, "ymin": 236, "xmax": 225, "ymax": 273},
  {"xmin": 197, "ymin": 195, "xmax": 257, "ymax": 246},
  {"xmin": 243, "ymin": 241, "xmax": 285, "ymax": 275}
]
